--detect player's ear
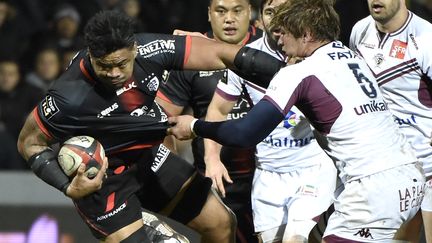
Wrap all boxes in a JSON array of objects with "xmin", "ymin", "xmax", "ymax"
[{"xmin": 133, "ymin": 42, "xmax": 138, "ymax": 58}]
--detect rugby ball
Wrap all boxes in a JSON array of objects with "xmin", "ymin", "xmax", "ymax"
[{"xmin": 58, "ymin": 136, "xmax": 105, "ymax": 178}]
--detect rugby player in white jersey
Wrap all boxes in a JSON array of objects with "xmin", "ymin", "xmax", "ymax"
[
  {"xmin": 203, "ymin": 0, "xmax": 336, "ymax": 242},
  {"xmin": 350, "ymin": 0, "xmax": 432, "ymax": 242},
  {"xmin": 167, "ymin": 0, "xmax": 426, "ymax": 242}
]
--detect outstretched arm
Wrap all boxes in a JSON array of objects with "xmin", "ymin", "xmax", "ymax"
[
  {"xmin": 168, "ymin": 99, "xmax": 284, "ymax": 147},
  {"xmin": 185, "ymin": 37, "xmax": 285, "ymax": 88}
]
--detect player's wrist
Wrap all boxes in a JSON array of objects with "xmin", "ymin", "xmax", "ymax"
[
  {"xmin": 62, "ymin": 182, "xmax": 71, "ymax": 196},
  {"xmin": 190, "ymin": 118, "xmax": 198, "ymax": 137}
]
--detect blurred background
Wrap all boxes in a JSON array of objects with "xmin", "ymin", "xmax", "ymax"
[{"xmin": 0, "ymin": 0, "xmax": 430, "ymax": 242}]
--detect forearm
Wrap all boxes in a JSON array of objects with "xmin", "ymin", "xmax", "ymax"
[
  {"xmin": 195, "ymin": 100, "xmax": 283, "ymax": 147},
  {"xmin": 18, "ymin": 113, "xmax": 70, "ymax": 194},
  {"xmin": 187, "ymin": 39, "xmax": 284, "ymax": 84},
  {"xmin": 233, "ymin": 47, "xmax": 285, "ymax": 88},
  {"xmin": 204, "ymin": 94, "xmax": 235, "ymax": 161}
]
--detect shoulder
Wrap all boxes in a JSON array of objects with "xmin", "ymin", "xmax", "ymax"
[
  {"xmin": 351, "ymin": 15, "xmax": 374, "ymax": 36},
  {"xmin": 408, "ymin": 13, "xmax": 432, "ymax": 51},
  {"xmin": 247, "ymin": 26, "xmax": 263, "ymax": 43},
  {"xmin": 409, "ymin": 13, "xmax": 432, "ymax": 38}
]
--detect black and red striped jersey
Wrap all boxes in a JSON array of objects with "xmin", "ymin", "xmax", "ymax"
[{"xmin": 33, "ymin": 33, "xmax": 190, "ymax": 157}]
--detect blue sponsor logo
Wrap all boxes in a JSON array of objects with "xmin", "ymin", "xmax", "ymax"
[
  {"xmin": 263, "ymin": 136, "xmax": 314, "ymax": 148},
  {"xmin": 393, "ymin": 114, "xmax": 417, "ymax": 126},
  {"xmin": 283, "ymin": 110, "xmax": 300, "ymax": 129}
]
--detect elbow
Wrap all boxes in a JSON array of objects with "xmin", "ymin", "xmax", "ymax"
[{"xmin": 17, "ymin": 131, "xmax": 27, "ymax": 160}]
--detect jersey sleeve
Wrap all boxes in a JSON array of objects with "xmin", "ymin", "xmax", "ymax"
[
  {"xmin": 264, "ymin": 66, "xmax": 300, "ymax": 115},
  {"xmin": 215, "ymin": 69, "xmax": 243, "ymax": 102},
  {"xmin": 417, "ymin": 28, "xmax": 432, "ymax": 79},
  {"xmin": 349, "ymin": 17, "xmax": 370, "ymax": 52},
  {"xmin": 135, "ymin": 33, "xmax": 189, "ymax": 70}
]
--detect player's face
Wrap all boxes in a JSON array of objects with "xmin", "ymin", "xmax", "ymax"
[
  {"xmin": 90, "ymin": 44, "xmax": 137, "ymax": 89},
  {"xmin": 368, "ymin": 0, "xmax": 402, "ymax": 24},
  {"xmin": 0, "ymin": 61, "xmax": 20, "ymax": 93},
  {"xmin": 277, "ymin": 30, "xmax": 304, "ymax": 58},
  {"xmin": 261, "ymin": 0, "xmax": 287, "ymax": 51},
  {"xmin": 208, "ymin": 0, "xmax": 251, "ymax": 44}
]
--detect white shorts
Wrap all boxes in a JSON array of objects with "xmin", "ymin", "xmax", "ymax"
[
  {"xmin": 252, "ymin": 159, "xmax": 337, "ymax": 238},
  {"xmin": 323, "ymin": 163, "xmax": 425, "ymax": 242}
]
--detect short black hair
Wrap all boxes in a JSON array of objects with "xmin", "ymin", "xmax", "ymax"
[
  {"xmin": 208, "ymin": 0, "xmax": 251, "ymax": 7},
  {"xmin": 84, "ymin": 10, "xmax": 136, "ymax": 58}
]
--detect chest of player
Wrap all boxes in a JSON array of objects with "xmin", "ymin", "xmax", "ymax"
[
  {"xmin": 92, "ymin": 69, "xmax": 165, "ymax": 119},
  {"xmin": 357, "ymin": 33, "xmax": 422, "ymax": 91}
]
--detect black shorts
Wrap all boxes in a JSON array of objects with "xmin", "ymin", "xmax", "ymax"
[{"xmin": 73, "ymin": 144, "xmax": 211, "ymax": 239}]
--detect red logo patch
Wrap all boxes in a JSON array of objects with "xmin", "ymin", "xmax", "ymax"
[{"xmin": 389, "ymin": 40, "xmax": 407, "ymax": 59}]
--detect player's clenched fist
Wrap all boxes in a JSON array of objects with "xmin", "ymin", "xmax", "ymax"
[{"xmin": 167, "ymin": 115, "xmax": 197, "ymax": 140}]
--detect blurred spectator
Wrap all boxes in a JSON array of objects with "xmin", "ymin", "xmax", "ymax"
[
  {"xmin": 70, "ymin": 0, "xmax": 123, "ymax": 27},
  {"xmin": 120, "ymin": 0, "xmax": 147, "ymax": 32},
  {"xmin": 0, "ymin": 0, "xmax": 31, "ymax": 60},
  {"xmin": 25, "ymin": 47, "xmax": 61, "ymax": 92},
  {"xmin": 0, "ymin": 59, "xmax": 44, "ymax": 170},
  {"xmin": 52, "ymin": 4, "xmax": 84, "ymax": 51},
  {"xmin": 23, "ymin": 3, "xmax": 84, "ymax": 72},
  {"xmin": 60, "ymin": 47, "xmax": 79, "ymax": 71}
]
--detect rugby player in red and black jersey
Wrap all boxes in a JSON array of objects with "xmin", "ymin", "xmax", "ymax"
[
  {"xmin": 156, "ymin": 0, "xmax": 261, "ymax": 242},
  {"xmin": 16, "ymin": 10, "xmax": 283, "ymax": 243}
]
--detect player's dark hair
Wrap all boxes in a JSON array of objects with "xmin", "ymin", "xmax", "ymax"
[
  {"xmin": 271, "ymin": 0, "xmax": 340, "ymax": 41},
  {"xmin": 208, "ymin": 0, "xmax": 250, "ymax": 7},
  {"xmin": 260, "ymin": 0, "xmax": 273, "ymax": 12},
  {"xmin": 84, "ymin": 10, "xmax": 136, "ymax": 58}
]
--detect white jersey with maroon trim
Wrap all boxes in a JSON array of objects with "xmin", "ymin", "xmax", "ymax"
[
  {"xmin": 216, "ymin": 34, "xmax": 332, "ymax": 172},
  {"xmin": 263, "ymin": 41, "xmax": 417, "ymax": 183},
  {"xmin": 350, "ymin": 12, "xmax": 432, "ymax": 178}
]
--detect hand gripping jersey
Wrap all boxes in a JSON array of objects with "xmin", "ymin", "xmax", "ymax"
[
  {"xmin": 264, "ymin": 41, "xmax": 417, "ymax": 182},
  {"xmin": 350, "ymin": 12, "xmax": 432, "ymax": 178},
  {"xmin": 216, "ymin": 34, "xmax": 330, "ymax": 172},
  {"xmin": 157, "ymin": 26, "xmax": 262, "ymax": 177},
  {"xmin": 34, "ymin": 33, "xmax": 189, "ymax": 157}
]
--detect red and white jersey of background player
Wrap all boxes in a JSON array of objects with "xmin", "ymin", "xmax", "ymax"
[
  {"xmin": 216, "ymin": 34, "xmax": 334, "ymax": 173},
  {"xmin": 350, "ymin": 12, "xmax": 432, "ymax": 178},
  {"xmin": 262, "ymin": 41, "xmax": 417, "ymax": 183}
]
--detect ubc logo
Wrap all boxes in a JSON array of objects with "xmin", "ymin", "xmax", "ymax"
[
  {"xmin": 147, "ymin": 76, "xmax": 159, "ymax": 92},
  {"xmin": 283, "ymin": 111, "xmax": 300, "ymax": 129}
]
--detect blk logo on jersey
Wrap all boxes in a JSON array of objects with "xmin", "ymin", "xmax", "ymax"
[
  {"xmin": 389, "ymin": 40, "xmax": 407, "ymax": 59},
  {"xmin": 41, "ymin": 95, "xmax": 59, "ymax": 120}
]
